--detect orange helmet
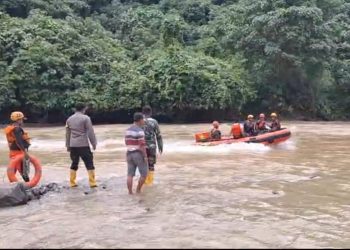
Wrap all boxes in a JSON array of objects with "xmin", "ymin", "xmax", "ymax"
[
  {"xmin": 212, "ymin": 121, "xmax": 219, "ymax": 128},
  {"xmin": 10, "ymin": 111, "xmax": 27, "ymax": 122}
]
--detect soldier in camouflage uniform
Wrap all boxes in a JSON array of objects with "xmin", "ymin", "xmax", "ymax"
[{"xmin": 142, "ymin": 105, "xmax": 163, "ymax": 185}]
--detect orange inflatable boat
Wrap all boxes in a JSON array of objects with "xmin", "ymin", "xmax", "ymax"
[{"xmin": 195, "ymin": 125, "xmax": 291, "ymax": 146}]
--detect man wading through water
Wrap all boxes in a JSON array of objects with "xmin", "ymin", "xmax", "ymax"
[
  {"xmin": 4, "ymin": 112, "xmax": 31, "ymax": 182},
  {"xmin": 125, "ymin": 112, "xmax": 148, "ymax": 194},
  {"xmin": 142, "ymin": 105, "xmax": 163, "ymax": 185},
  {"xmin": 66, "ymin": 103, "xmax": 97, "ymax": 188}
]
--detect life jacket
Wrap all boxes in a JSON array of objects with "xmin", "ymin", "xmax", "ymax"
[
  {"xmin": 256, "ymin": 120, "xmax": 266, "ymax": 130},
  {"xmin": 270, "ymin": 119, "xmax": 281, "ymax": 131},
  {"xmin": 231, "ymin": 123, "xmax": 242, "ymax": 139},
  {"xmin": 4, "ymin": 125, "xmax": 30, "ymax": 150},
  {"xmin": 244, "ymin": 121, "xmax": 255, "ymax": 135},
  {"xmin": 211, "ymin": 128, "xmax": 218, "ymax": 134},
  {"xmin": 210, "ymin": 128, "xmax": 221, "ymax": 140}
]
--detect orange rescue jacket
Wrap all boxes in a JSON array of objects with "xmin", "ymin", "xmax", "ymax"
[{"xmin": 4, "ymin": 125, "xmax": 31, "ymax": 150}]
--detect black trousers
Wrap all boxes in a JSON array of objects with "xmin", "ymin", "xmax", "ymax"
[{"xmin": 70, "ymin": 147, "xmax": 94, "ymax": 171}]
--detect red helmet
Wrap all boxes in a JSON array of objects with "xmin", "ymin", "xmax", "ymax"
[{"xmin": 212, "ymin": 121, "xmax": 219, "ymax": 128}]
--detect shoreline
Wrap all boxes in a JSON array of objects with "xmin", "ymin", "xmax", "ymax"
[{"xmin": 4, "ymin": 119, "xmax": 349, "ymax": 128}]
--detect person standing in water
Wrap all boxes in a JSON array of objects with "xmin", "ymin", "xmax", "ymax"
[
  {"xmin": 125, "ymin": 112, "xmax": 148, "ymax": 194},
  {"xmin": 142, "ymin": 105, "xmax": 163, "ymax": 185},
  {"xmin": 65, "ymin": 103, "xmax": 97, "ymax": 188},
  {"xmin": 4, "ymin": 112, "xmax": 31, "ymax": 182}
]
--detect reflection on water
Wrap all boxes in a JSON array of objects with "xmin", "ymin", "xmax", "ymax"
[{"xmin": 0, "ymin": 122, "xmax": 350, "ymax": 248}]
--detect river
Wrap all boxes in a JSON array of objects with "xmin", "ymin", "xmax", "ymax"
[{"xmin": 0, "ymin": 122, "xmax": 349, "ymax": 248}]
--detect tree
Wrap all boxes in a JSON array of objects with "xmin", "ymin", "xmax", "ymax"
[
  {"xmin": 0, "ymin": 0, "xmax": 349, "ymax": 121},
  {"xmin": 136, "ymin": 47, "xmax": 254, "ymax": 113}
]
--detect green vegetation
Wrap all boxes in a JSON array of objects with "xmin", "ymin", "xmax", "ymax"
[{"xmin": 0, "ymin": 0, "xmax": 349, "ymax": 122}]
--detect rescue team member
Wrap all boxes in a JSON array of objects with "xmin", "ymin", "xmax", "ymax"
[
  {"xmin": 270, "ymin": 113, "xmax": 281, "ymax": 132},
  {"xmin": 243, "ymin": 115, "xmax": 256, "ymax": 137},
  {"xmin": 210, "ymin": 121, "xmax": 221, "ymax": 141},
  {"xmin": 125, "ymin": 112, "xmax": 148, "ymax": 194},
  {"xmin": 256, "ymin": 113, "xmax": 270, "ymax": 134},
  {"xmin": 66, "ymin": 103, "xmax": 97, "ymax": 188},
  {"xmin": 142, "ymin": 106, "xmax": 163, "ymax": 186},
  {"xmin": 4, "ymin": 112, "xmax": 31, "ymax": 182}
]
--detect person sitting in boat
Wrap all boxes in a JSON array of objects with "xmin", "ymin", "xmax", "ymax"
[
  {"xmin": 210, "ymin": 121, "xmax": 222, "ymax": 141},
  {"xmin": 269, "ymin": 113, "xmax": 281, "ymax": 132},
  {"xmin": 256, "ymin": 113, "xmax": 270, "ymax": 134},
  {"xmin": 229, "ymin": 123, "xmax": 243, "ymax": 139},
  {"xmin": 243, "ymin": 115, "xmax": 256, "ymax": 137}
]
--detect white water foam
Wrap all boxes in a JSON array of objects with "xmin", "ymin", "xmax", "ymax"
[
  {"xmin": 163, "ymin": 140, "xmax": 272, "ymax": 155},
  {"xmin": 268, "ymin": 138, "xmax": 297, "ymax": 151},
  {"xmin": 27, "ymin": 138, "xmax": 124, "ymax": 152},
  {"xmin": 0, "ymin": 136, "xmax": 295, "ymax": 154},
  {"xmin": 26, "ymin": 139, "xmax": 66, "ymax": 151}
]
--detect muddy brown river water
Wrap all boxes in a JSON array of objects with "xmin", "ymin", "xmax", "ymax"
[{"xmin": 0, "ymin": 122, "xmax": 349, "ymax": 248}]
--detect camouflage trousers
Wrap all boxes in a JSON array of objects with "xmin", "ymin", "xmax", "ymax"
[{"xmin": 146, "ymin": 147, "xmax": 157, "ymax": 171}]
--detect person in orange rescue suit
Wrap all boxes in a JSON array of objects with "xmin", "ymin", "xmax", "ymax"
[
  {"xmin": 229, "ymin": 122, "xmax": 243, "ymax": 139},
  {"xmin": 4, "ymin": 111, "xmax": 31, "ymax": 182},
  {"xmin": 269, "ymin": 113, "xmax": 281, "ymax": 132},
  {"xmin": 210, "ymin": 121, "xmax": 222, "ymax": 140},
  {"xmin": 256, "ymin": 113, "xmax": 270, "ymax": 134},
  {"xmin": 243, "ymin": 115, "xmax": 256, "ymax": 137}
]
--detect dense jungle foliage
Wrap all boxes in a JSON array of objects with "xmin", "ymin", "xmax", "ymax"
[{"xmin": 0, "ymin": 0, "xmax": 349, "ymax": 122}]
